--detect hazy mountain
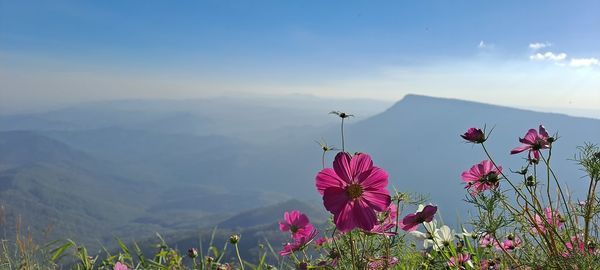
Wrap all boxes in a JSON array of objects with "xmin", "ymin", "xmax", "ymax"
[{"xmin": 0, "ymin": 95, "xmax": 390, "ymax": 143}]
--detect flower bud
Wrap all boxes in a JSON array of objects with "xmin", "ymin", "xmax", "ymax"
[
  {"xmin": 525, "ymin": 176, "xmax": 536, "ymax": 187},
  {"xmin": 205, "ymin": 256, "xmax": 215, "ymax": 264},
  {"xmin": 187, "ymin": 248, "xmax": 198, "ymax": 258},
  {"xmin": 461, "ymin": 128, "xmax": 486, "ymax": 144},
  {"xmin": 229, "ymin": 234, "xmax": 240, "ymax": 244}
]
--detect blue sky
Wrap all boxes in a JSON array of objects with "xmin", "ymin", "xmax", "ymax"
[{"xmin": 1, "ymin": 1, "xmax": 599, "ymax": 114}]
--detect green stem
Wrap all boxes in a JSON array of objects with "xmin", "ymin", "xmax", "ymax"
[{"xmin": 234, "ymin": 243, "xmax": 245, "ymax": 270}]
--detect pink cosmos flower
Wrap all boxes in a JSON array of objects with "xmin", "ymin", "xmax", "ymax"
[
  {"xmin": 532, "ymin": 207, "xmax": 564, "ymax": 234},
  {"xmin": 479, "ymin": 233, "xmax": 495, "ymax": 248},
  {"xmin": 367, "ymin": 203, "xmax": 398, "ymax": 236},
  {"xmin": 367, "ymin": 256, "xmax": 399, "ymax": 270},
  {"xmin": 461, "ymin": 128, "xmax": 486, "ymax": 144},
  {"xmin": 495, "ymin": 235, "xmax": 521, "ymax": 251},
  {"xmin": 315, "ymin": 152, "xmax": 391, "ymax": 232},
  {"xmin": 447, "ymin": 253, "xmax": 472, "ymax": 269},
  {"xmin": 279, "ymin": 229, "xmax": 319, "ymax": 256},
  {"xmin": 461, "ymin": 160, "xmax": 502, "ymax": 195},
  {"xmin": 279, "ymin": 210, "xmax": 315, "ymax": 239},
  {"xmin": 400, "ymin": 205, "xmax": 437, "ymax": 232},
  {"xmin": 562, "ymin": 235, "xmax": 596, "ymax": 257},
  {"xmin": 510, "ymin": 125, "xmax": 551, "ymax": 161},
  {"xmin": 114, "ymin": 262, "xmax": 129, "ymax": 270},
  {"xmin": 315, "ymin": 237, "xmax": 329, "ymax": 247}
]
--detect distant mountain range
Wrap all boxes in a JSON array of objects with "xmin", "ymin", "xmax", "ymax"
[{"xmin": 1, "ymin": 94, "xmax": 598, "ymax": 253}]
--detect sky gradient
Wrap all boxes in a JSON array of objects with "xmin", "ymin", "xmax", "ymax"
[{"xmin": 1, "ymin": 1, "xmax": 599, "ymax": 114}]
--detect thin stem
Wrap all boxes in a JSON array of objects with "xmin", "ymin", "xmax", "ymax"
[
  {"xmin": 540, "ymin": 152, "xmax": 576, "ymax": 240},
  {"xmin": 341, "ymin": 118, "xmax": 345, "ymax": 153},
  {"xmin": 234, "ymin": 243, "xmax": 245, "ymax": 270},
  {"xmin": 348, "ymin": 231, "xmax": 357, "ymax": 270}
]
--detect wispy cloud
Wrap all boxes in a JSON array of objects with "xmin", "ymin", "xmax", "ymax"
[
  {"xmin": 529, "ymin": 52, "xmax": 567, "ymax": 61},
  {"xmin": 569, "ymin": 58, "xmax": 599, "ymax": 67},
  {"xmin": 478, "ymin": 40, "xmax": 494, "ymax": 49},
  {"xmin": 529, "ymin": 42, "xmax": 552, "ymax": 50}
]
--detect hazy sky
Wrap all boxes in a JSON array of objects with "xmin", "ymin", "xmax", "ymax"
[{"xmin": 1, "ymin": 1, "xmax": 599, "ymax": 114}]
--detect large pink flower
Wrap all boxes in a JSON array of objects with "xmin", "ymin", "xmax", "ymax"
[
  {"xmin": 279, "ymin": 210, "xmax": 314, "ymax": 239},
  {"xmin": 400, "ymin": 205, "xmax": 437, "ymax": 232},
  {"xmin": 315, "ymin": 152, "xmax": 391, "ymax": 232},
  {"xmin": 510, "ymin": 125, "xmax": 551, "ymax": 161},
  {"xmin": 461, "ymin": 160, "xmax": 502, "ymax": 195},
  {"xmin": 279, "ymin": 228, "xmax": 319, "ymax": 256},
  {"xmin": 532, "ymin": 207, "xmax": 564, "ymax": 234}
]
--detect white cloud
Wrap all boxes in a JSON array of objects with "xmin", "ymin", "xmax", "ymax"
[
  {"xmin": 569, "ymin": 58, "xmax": 599, "ymax": 67},
  {"xmin": 529, "ymin": 42, "xmax": 552, "ymax": 50},
  {"xmin": 478, "ymin": 40, "xmax": 486, "ymax": 48},
  {"xmin": 529, "ymin": 52, "xmax": 567, "ymax": 61},
  {"xmin": 478, "ymin": 40, "xmax": 494, "ymax": 49}
]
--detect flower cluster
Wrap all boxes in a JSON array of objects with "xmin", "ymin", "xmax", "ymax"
[{"xmin": 278, "ymin": 210, "xmax": 319, "ymax": 256}]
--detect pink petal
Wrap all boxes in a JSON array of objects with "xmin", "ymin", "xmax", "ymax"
[
  {"xmin": 279, "ymin": 222, "xmax": 290, "ymax": 232},
  {"xmin": 461, "ymin": 171, "xmax": 479, "ymax": 182},
  {"xmin": 333, "ymin": 202, "xmax": 358, "ymax": 232},
  {"xmin": 316, "ymin": 168, "xmax": 344, "ymax": 195},
  {"xmin": 538, "ymin": 125, "xmax": 549, "ymax": 138},
  {"xmin": 350, "ymin": 153, "xmax": 373, "ymax": 177},
  {"xmin": 333, "ymin": 152, "xmax": 353, "ymax": 183},
  {"xmin": 400, "ymin": 214, "xmax": 418, "ymax": 231},
  {"xmin": 510, "ymin": 145, "xmax": 530, "ymax": 155},
  {"xmin": 358, "ymin": 167, "xmax": 388, "ymax": 189},
  {"xmin": 421, "ymin": 205, "xmax": 437, "ymax": 222},
  {"xmin": 352, "ymin": 200, "xmax": 377, "ymax": 231},
  {"xmin": 481, "ymin": 160, "xmax": 494, "ymax": 174},
  {"xmin": 296, "ymin": 213, "xmax": 309, "ymax": 227},
  {"xmin": 521, "ymin": 129, "xmax": 538, "ymax": 144},
  {"xmin": 323, "ymin": 187, "xmax": 350, "ymax": 215},
  {"xmin": 361, "ymin": 190, "xmax": 391, "ymax": 212}
]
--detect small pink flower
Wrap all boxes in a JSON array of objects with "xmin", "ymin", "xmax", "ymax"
[
  {"xmin": 447, "ymin": 253, "xmax": 471, "ymax": 268},
  {"xmin": 315, "ymin": 237, "xmax": 329, "ymax": 247},
  {"xmin": 479, "ymin": 233, "xmax": 495, "ymax": 248},
  {"xmin": 495, "ymin": 235, "xmax": 521, "ymax": 251},
  {"xmin": 400, "ymin": 205, "xmax": 437, "ymax": 232},
  {"xmin": 279, "ymin": 210, "xmax": 315, "ymax": 239},
  {"xmin": 315, "ymin": 152, "xmax": 391, "ymax": 232},
  {"xmin": 367, "ymin": 203, "xmax": 398, "ymax": 236},
  {"xmin": 461, "ymin": 127, "xmax": 486, "ymax": 144},
  {"xmin": 279, "ymin": 229, "xmax": 319, "ymax": 256},
  {"xmin": 532, "ymin": 207, "xmax": 564, "ymax": 234},
  {"xmin": 562, "ymin": 235, "xmax": 596, "ymax": 257},
  {"xmin": 461, "ymin": 160, "xmax": 502, "ymax": 195},
  {"xmin": 367, "ymin": 256, "xmax": 399, "ymax": 270},
  {"xmin": 114, "ymin": 262, "xmax": 129, "ymax": 270},
  {"xmin": 511, "ymin": 125, "xmax": 551, "ymax": 161}
]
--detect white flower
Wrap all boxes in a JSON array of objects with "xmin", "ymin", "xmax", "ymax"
[
  {"xmin": 432, "ymin": 225, "xmax": 454, "ymax": 251},
  {"xmin": 409, "ymin": 220, "xmax": 437, "ymax": 249}
]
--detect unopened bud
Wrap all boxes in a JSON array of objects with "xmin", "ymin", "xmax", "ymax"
[
  {"xmin": 187, "ymin": 248, "xmax": 198, "ymax": 258},
  {"xmin": 526, "ymin": 176, "xmax": 536, "ymax": 187},
  {"xmin": 229, "ymin": 234, "xmax": 240, "ymax": 244}
]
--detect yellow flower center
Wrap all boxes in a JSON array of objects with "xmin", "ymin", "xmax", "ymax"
[{"xmin": 346, "ymin": 184, "xmax": 363, "ymax": 199}]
